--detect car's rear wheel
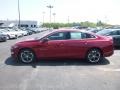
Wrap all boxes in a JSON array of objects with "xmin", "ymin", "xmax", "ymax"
[
  {"xmin": 19, "ymin": 49, "xmax": 35, "ymax": 63},
  {"xmin": 6, "ymin": 35, "xmax": 10, "ymax": 39},
  {"xmin": 86, "ymin": 49, "xmax": 102, "ymax": 63},
  {"xmin": 15, "ymin": 35, "xmax": 18, "ymax": 39}
]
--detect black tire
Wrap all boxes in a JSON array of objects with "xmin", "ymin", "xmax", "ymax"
[
  {"xmin": 3, "ymin": 38, "xmax": 7, "ymax": 42},
  {"xmin": 18, "ymin": 49, "xmax": 36, "ymax": 63},
  {"xmin": 7, "ymin": 35, "xmax": 10, "ymax": 39},
  {"xmin": 15, "ymin": 35, "xmax": 18, "ymax": 39},
  {"xmin": 86, "ymin": 49, "xmax": 102, "ymax": 63}
]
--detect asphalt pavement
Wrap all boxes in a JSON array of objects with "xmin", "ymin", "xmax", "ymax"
[{"xmin": 0, "ymin": 33, "xmax": 120, "ymax": 90}]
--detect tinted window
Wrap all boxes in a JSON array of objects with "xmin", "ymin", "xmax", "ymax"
[
  {"xmin": 48, "ymin": 32, "xmax": 67, "ymax": 40},
  {"xmin": 97, "ymin": 29, "xmax": 112, "ymax": 35},
  {"xmin": 118, "ymin": 30, "xmax": 120, "ymax": 35},
  {"xmin": 82, "ymin": 33, "xmax": 96, "ymax": 39},
  {"xmin": 110, "ymin": 31, "xmax": 118, "ymax": 35}
]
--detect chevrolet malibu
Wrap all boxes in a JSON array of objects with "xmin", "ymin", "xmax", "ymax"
[{"xmin": 11, "ymin": 29, "xmax": 114, "ymax": 63}]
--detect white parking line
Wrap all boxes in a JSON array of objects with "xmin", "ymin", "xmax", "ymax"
[
  {"xmin": 97, "ymin": 67, "xmax": 120, "ymax": 72},
  {"xmin": 110, "ymin": 61, "xmax": 115, "ymax": 65}
]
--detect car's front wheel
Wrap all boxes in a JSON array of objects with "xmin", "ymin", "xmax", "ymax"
[
  {"xmin": 86, "ymin": 49, "xmax": 102, "ymax": 63},
  {"xmin": 19, "ymin": 49, "xmax": 35, "ymax": 63}
]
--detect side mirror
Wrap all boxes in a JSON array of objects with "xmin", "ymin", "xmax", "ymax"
[{"xmin": 42, "ymin": 38, "xmax": 49, "ymax": 43}]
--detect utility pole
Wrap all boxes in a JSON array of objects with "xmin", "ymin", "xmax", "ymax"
[
  {"xmin": 42, "ymin": 12, "xmax": 45, "ymax": 24},
  {"xmin": 53, "ymin": 13, "xmax": 56, "ymax": 23},
  {"xmin": 47, "ymin": 5, "xmax": 53, "ymax": 28},
  {"xmin": 18, "ymin": 0, "xmax": 21, "ymax": 29},
  {"xmin": 67, "ymin": 16, "xmax": 70, "ymax": 24}
]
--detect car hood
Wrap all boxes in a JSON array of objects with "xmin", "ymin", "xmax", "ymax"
[
  {"xmin": 12, "ymin": 38, "xmax": 39, "ymax": 48},
  {"xmin": 18, "ymin": 38, "xmax": 38, "ymax": 43}
]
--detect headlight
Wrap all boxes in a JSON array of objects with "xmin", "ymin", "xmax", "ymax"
[{"xmin": 12, "ymin": 45, "xmax": 19, "ymax": 49}]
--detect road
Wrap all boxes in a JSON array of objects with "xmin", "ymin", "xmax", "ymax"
[{"xmin": 0, "ymin": 33, "xmax": 120, "ymax": 90}]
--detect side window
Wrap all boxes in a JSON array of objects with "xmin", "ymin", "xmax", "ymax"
[
  {"xmin": 82, "ymin": 33, "xmax": 96, "ymax": 39},
  {"xmin": 110, "ymin": 31, "xmax": 118, "ymax": 35},
  {"xmin": 70, "ymin": 32, "xmax": 82, "ymax": 39},
  {"xmin": 117, "ymin": 30, "xmax": 120, "ymax": 35},
  {"xmin": 70, "ymin": 32, "xmax": 96, "ymax": 40},
  {"xmin": 48, "ymin": 32, "xmax": 66, "ymax": 40}
]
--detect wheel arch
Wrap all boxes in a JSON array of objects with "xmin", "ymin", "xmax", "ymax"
[
  {"xmin": 85, "ymin": 47, "xmax": 104, "ymax": 63},
  {"xmin": 18, "ymin": 47, "xmax": 37, "ymax": 60},
  {"xmin": 86, "ymin": 47, "xmax": 103, "ymax": 57}
]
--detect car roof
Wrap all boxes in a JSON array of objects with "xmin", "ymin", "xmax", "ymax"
[
  {"xmin": 49, "ymin": 29, "xmax": 89, "ymax": 33},
  {"xmin": 42, "ymin": 29, "xmax": 96, "ymax": 38}
]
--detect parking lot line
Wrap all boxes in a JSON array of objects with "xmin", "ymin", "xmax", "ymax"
[
  {"xmin": 110, "ymin": 61, "xmax": 115, "ymax": 65},
  {"xmin": 97, "ymin": 67, "xmax": 120, "ymax": 72}
]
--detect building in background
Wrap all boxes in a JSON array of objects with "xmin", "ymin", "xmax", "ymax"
[{"xmin": 0, "ymin": 20, "xmax": 37, "ymax": 28}]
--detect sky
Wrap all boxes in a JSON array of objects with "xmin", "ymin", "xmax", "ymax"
[{"xmin": 0, "ymin": 0, "xmax": 120, "ymax": 24}]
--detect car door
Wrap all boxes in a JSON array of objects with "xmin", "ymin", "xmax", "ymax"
[
  {"xmin": 38, "ymin": 31, "xmax": 69, "ymax": 58},
  {"xmin": 64, "ymin": 31, "xmax": 88, "ymax": 58},
  {"xmin": 113, "ymin": 30, "xmax": 120, "ymax": 46},
  {"xmin": 110, "ymin": 30, "xmax": 120, "ymax": 46}
]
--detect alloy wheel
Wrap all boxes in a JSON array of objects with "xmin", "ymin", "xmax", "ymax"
[
  {"xmin": 87, "ymin": 49, "xmax": 101, "ymax": 63},
  {"xmin": 19, "ymin": 49, "xmax": 35, "ymax": 63}
]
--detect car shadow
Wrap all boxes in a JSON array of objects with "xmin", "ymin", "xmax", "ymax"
[
  {"xmin": 5, "ymin": 57, "xmax": 110, "ymax": 68},
  {"xmin": 114, "ymin": 46, "xmax": 120, "ymax": 50}
]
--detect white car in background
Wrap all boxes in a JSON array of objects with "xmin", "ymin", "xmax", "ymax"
[
  {"xmin": 0, "ymin": 29, "xmax": 18, "ymax": 39},
  {"xmin": 13, "ymin": 28, "xmax": 28, "ymax": 36},
  {"xmin": 8, "ymin": 29, "xmax": 24, "ymax": 37}
]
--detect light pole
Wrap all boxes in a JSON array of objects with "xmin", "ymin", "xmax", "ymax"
[
  {"xmin": 53, "ymin": 13, "xmax": 56, "ymax": 23},
  {"xmin": 67, "ymin": 16, "xmax": 70, "ymax": 24},
  {"xmin": 42, "ymin": 12, "xmax": 45, "ymax": 24},
  {"xmin": 18, "ymin": 0, "xmax": 21, "ymax": 29},
  {"xmin": 47, "ymin": 5, "xmax": 53, "ymax": 27}
]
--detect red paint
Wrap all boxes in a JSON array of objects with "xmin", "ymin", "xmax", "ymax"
[{"xmin": 11, "ymin": 29, "xmax": 114, "ymax": 60}]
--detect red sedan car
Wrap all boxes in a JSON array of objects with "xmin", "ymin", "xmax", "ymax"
[{"xmin": 11, "ymin": 29, "xmax": 114, "ymax": 63}]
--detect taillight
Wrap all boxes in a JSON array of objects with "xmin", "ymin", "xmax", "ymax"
[{"xmin": 107, "ymin": 36, "xmax": 113, "ymax": 44}]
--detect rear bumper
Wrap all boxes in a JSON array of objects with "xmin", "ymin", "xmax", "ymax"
[
  {"xmin": 103, "ymin": 45, "xmax": 114, "ymax": 57},
  {"xmin": 103, "ymin": 50, "xmax": 114, "ymax": 57}
]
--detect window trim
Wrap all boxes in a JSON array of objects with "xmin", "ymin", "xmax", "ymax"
[
  {"xmin": 42, "ymin": 31, "xmax": 69, "ymax": 41},
  {"xmin": 40, "ymin": 31, "xmax": 97, "ymax": 41},
  {"xmin": 69, "ymin": 31, "xmax": 97, "ymax": 40}
]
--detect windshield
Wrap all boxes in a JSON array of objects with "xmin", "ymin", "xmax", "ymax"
[
  {"xmin": 35, "ymin": 30, "xmax": 53, "ymax": 40},
  {"xmin": 96, "ymin": 29, "xmax": 112, "ymax": 35}
]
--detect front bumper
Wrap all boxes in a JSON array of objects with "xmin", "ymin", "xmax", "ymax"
[
  {"xmin": 0, "ymin": 37, "xmax": 7, "ymax": 41},
  {"xmin": 11, "ymin": 47, "xmax": 20, "ymax": 60},
  {"xmin": 9, "ymin": 35, "xmax": 16, "ymax": 39}
]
